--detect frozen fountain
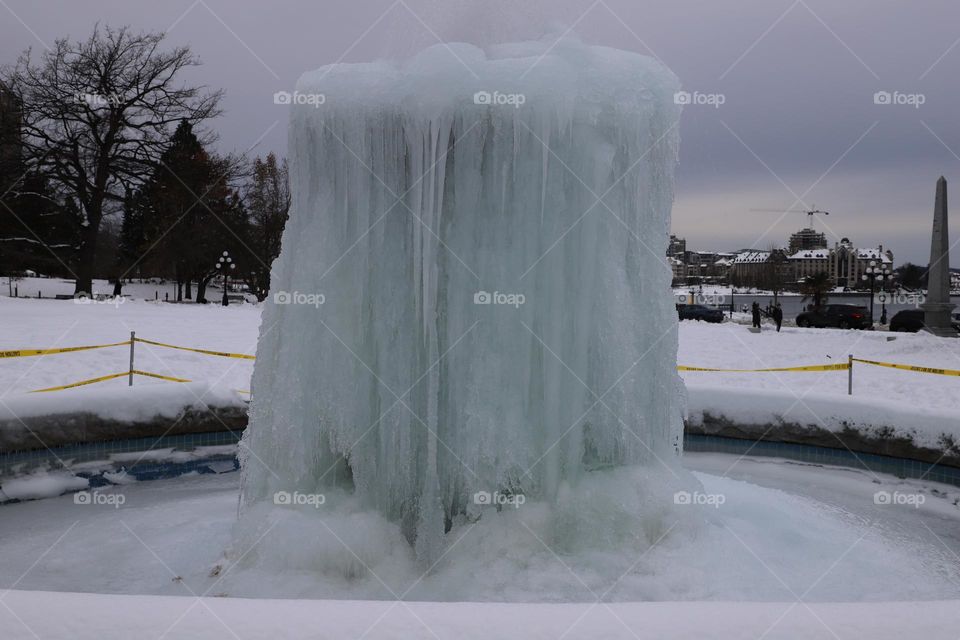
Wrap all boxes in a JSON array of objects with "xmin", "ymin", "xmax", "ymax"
[{"xmin": 235, "ymin": 36, "xmax": 692, "ymax": 592}]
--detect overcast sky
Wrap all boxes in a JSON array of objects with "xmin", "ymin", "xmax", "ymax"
[{"xmin": 2, "ymin": 0, "xmax": 959, "ymax": 265}]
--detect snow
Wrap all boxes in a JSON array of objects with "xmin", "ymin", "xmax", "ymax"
[
  {"xmin": 0, "ymin": 296, "xmax": 258, "ymax": 397},
  {"xmin": 0, "ymin": 445, "xmax": 239, "ymax": 503},
  {"xmin": 687, "ymin": 385, "xmax": 959, "ymax": 450},
  {"xmin": 241, "ymin": 36, "xmax": 685, "ymax": 568},
  {"xmin": 0, "ymin": 381, "xmax": 245, "ymax": 422},
  {"xmin": 1, "ymin": 591, "xmax": 959, "ymax": 640},
  {"xmin": 0, "ymin": 297, "xmax": 956, "ymax": 428},
  {"xmin": 0, "ymin": 471, "xmax": 88, "ymax": 501},
  {"xmin": 678, "ymin": 322, "xmax": 960, "ymax": 424},
  {"xmin": 0, "ymin": 275, "xmax": 247, "ymax": 302}
]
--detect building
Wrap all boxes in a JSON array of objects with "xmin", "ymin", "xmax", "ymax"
[
  {"xmin": 787, "ymin": 248, "xmax": 830, "ymax": 283},
  {"xmin": 831, "ymin": 239, "xmax": 893, "ymax": 289},
  {"xmin": 667, "ymin": 234, "xmax": 686, "ymax": 258},
  {"xmin": 788, "ymin": 227, "xmax": 827, "ymax": 253},
  {"xmin": 668, "ymin": 256, "xmax": 685, "ymax": 284},
  {"xmin": 786, "ymin": 238, "xmax": 893, "ymax": 288},
  {"xmin": 729, "ymin": 250, "xmax": 770, "ymax": 287}
]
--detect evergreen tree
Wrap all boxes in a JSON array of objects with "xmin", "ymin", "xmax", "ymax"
[{"xmin": 241, "ymin": 153, "xmax": 290, "ymax": 300}]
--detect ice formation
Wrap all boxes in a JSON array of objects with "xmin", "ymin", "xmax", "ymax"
[{"xmin": 238, "ymin": 37, "xmax": 687, "ymax": 570}]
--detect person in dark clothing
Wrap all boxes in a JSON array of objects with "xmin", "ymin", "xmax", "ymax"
[
  {"xmin": 751, "ymin": 301, "xmax": 761, "ymax": 329},
  {"xmin": 772, "ymin": 304, "xmax": 783, "ymax": 332}
]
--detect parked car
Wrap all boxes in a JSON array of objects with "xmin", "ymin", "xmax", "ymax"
[
  {"xmin": 795, "ymin": 304, "xmax": 872, "ymax": 329},
  {"xmin": 889, "ymin": 309, "xmax": 925, "ymax": 332},
  {"xmin": 890, "ymin": 309, "xmax": 960, "ymax": 332},
  {"xmin": 677, "ymin": 304, "xmax": 724, "ymax": 323}
]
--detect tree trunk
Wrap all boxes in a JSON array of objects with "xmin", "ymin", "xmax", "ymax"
[
  {"xmin": 112, "ymin": 278, "xmax": 122, "ymax": 297},
  {"xmin": 196, "ymin": 278, "xmax": 208, "ymax": 303},
  {"xmin": 74, "ymin": 223, "xmax": 99, "ymax": 295},
  {"xmin": 185, "ymin": 279, "xmax": 192, "ymax": 300}
]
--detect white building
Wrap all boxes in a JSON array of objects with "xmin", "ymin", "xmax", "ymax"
[{"xmin": 785, "ymin": 239, "xmax": 893, "ymax": 288}]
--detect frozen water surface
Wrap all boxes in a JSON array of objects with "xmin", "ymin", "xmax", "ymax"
[{"xmin": 0, "ymin": 455, "xmax": 958, "ymax": 602}]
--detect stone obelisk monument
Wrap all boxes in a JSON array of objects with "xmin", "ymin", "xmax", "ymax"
[{"xmin": 921, "ymin": 177, "xmax": 957, "ymax": 336}]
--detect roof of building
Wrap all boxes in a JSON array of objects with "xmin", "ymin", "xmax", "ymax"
[
  {"xmin": 733, "ymin": 251, "xmax": 770, "ymax": 264},
  {"xmin": 788, "ymin": 249, "xmax": 829, "ymax": 260},
  {"xmin": 857, "ymin": 248, "xmax": 892, "ymax": 263}
]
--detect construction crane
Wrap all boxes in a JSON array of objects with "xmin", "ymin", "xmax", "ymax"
[{"xmin": 750, "ymin": 208, "xmax": 830, "ymax": 229}]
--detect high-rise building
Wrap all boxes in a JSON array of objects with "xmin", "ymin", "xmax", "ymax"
[{"xmin": 788, "ymin": 227, "xmax": 827, "ymax": 253}]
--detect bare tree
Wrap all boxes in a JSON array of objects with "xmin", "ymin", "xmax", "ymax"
[{"xmin": 2, "ymin": 25, "xmax": 222, "ymax": 294}]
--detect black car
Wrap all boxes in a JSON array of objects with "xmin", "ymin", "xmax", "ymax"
[
  {"xmin": 890, "ymin": 309, "xmax": 925, "ymax": 332},
  {"xmin": 890, "ymin": 309, "xmax": 960, "ymax": 332},
  {"xmin": 677, "ymin": 304, "xmax": 724, "ymax": 323},
  {"xmin": 795, "ymin": 304, "xmax": 872, "ymax": 329}
]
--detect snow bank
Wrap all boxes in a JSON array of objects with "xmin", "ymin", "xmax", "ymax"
[
  {"xmin": 1, "ymin": 590, "xmax": 958, "ymax": 640},
  {"xmin": 0, "ymin": 382, "xmax": 244, "ymax": 423},
  {"xmin": 687, "ymin": 383, "xmax": 960, "ymax": 462},
  {"xmin": 0, "ymin": 383, "xmax": 247, "ymax": 453}
]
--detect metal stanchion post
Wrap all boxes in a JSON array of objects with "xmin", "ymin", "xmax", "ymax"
[
  {"xmin": 128, "ymin": 331, "xmax": 136, "ymax": 386},
  {"xmin": 848, "ymin": 354, "xmax": 853, "ymax": 395}
]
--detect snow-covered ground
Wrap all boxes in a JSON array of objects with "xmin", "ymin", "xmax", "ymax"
[
  {"xmin": 0, "ymin": 296, "xmax": 259, "ymax": 396},
  {"xmin": 1, "ymin": 275, "xmax": 246, "ymax": 302},
  {"xmin": 0, "ymin": 296, "xmax": 957, "ymax": 424},
  {"xmin": 677, "ymin": 320, "xmax": 960, "ymax": 419}
]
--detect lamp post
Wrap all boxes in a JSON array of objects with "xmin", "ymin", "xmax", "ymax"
[
  {"xmin": 215, "ymin": 251, "xmax": 235, "ymax": 307},
  {"xmin": 861, "ymin": 260, "xmax": 891, "ymax": 326}
]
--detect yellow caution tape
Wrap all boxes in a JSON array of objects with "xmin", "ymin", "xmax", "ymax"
[
  {"xmin": 0, "ymin": 340, "xmax": 131, "ymax": 359},
  {"xmin": 134, "ymin": 337, "xmax": 255, "ymax": 360},
  {"xmin": 131, "ymin": 369, "xmax": 193, "ymax": 383},
  {"xmin": 678, "ymin": 363, "xmax": 849, "ymax": 373},
  {"xmin": 29, "ymin": 369, "xmax": 191, "ymax": 393},
  {"xmin": 30, "ymin": 371, "xmax": 130, "ymax": 393},
  {"xmin": 852, "ymin": 358, "xmax": 960, "ymax": 377}
]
